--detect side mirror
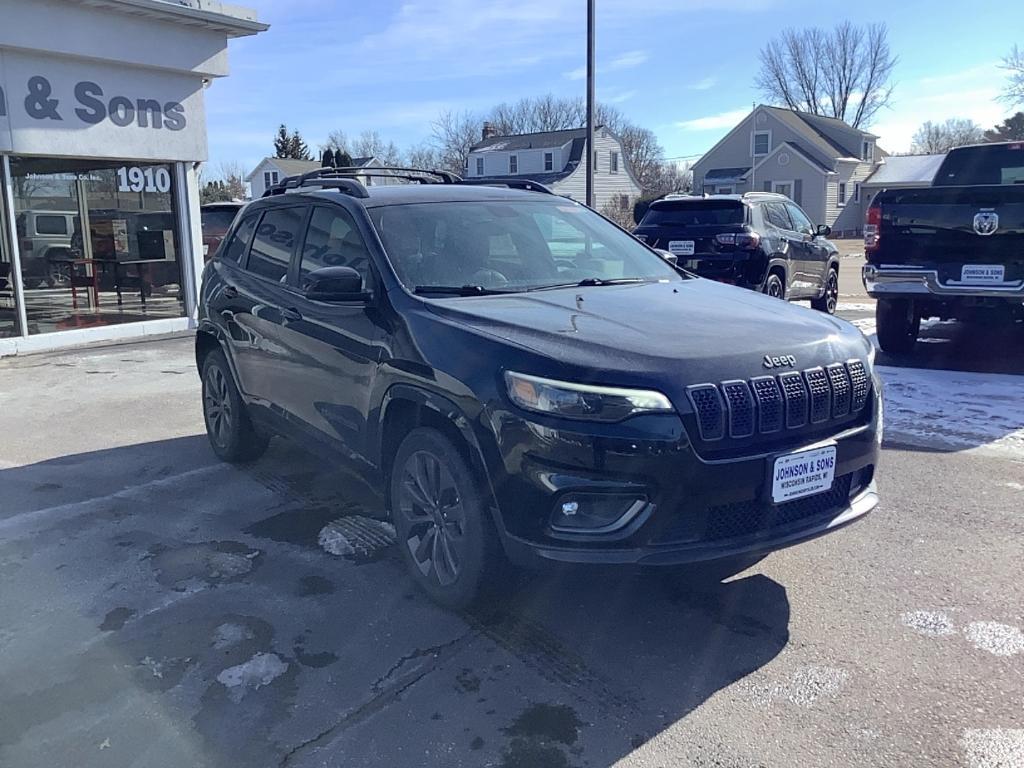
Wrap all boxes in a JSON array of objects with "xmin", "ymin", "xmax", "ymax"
[
  {"xmin": 654, "ymin": 248, "xmax": 678, "ymax": 265},
  {"xmin": 302, "ymin": 266, "xmax": 368, "ymax": 302},
  {"xmin": 816, "ymin": 224, "xmax": 832, "ymax": 238}
]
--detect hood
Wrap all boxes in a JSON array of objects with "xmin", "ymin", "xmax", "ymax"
[{"xmin": 425, "ymin": 279, "xmax": 870, "ymax": 386}]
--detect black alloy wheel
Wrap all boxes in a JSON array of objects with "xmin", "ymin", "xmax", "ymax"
[
  {"xmin": 763, "ymin": 273, "xmax": 785, "ymax": 299},
  {"xmin": 812, "ymin": 268, "xmax": 839, "ymax": 314},
  {"xmin": 201, "ymin": 349, "xmax": 269, "ymax": 463}
]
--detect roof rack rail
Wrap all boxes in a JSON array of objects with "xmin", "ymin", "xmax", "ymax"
[
  {"xmin": 456, "ymin": 178, "xmax": 555, "ymax": 195},
  {"xmin": 324, "ymin": 165, "xmax": 463, "ymax": 184},
  {"xmin": 263, "ymin": 168, "xmax": 370, "ymax": 199}
]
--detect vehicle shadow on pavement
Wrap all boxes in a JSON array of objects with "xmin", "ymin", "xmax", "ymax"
[
  {"xmin": 0, "ymin": 435, "xmax": 791, "ymax": 768},
  {"xmin": 875, "ymin": 319, "xmax": 1024, "ymax": 376}
]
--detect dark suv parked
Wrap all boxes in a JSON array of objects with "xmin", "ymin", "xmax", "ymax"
[
  {"xmin": 634, "ymin": 193, "xmax": 841, "ymax": 313},
  {"xmin": 197, "ymin": 169, "xmax": 881, "ymax": 607}
]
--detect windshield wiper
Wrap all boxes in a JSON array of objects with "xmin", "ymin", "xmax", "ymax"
[
  {"xmin": 527, "ymin": 277, "xmax": 648, "ymax": 291},
  {"xmin": 413, "ymin": 284, "xmax": 521, "ymax": 296}
]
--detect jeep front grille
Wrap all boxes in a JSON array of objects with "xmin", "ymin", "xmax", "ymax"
[{"xmin": 686, "ymin": 360, "xmax": 870, "ymax": 442}]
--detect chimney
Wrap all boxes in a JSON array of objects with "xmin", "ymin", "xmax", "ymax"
[{"xmin": 482, "ymin": 121, "xmax": 498, "ymax": 141}]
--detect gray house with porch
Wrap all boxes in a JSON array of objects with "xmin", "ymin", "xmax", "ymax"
[{"xmin": 691, "ymin": 105, "xmax": 885, "ymax": 235}]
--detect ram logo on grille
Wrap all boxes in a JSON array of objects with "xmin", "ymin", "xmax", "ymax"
[{"xmin": 686, "ymin": 360, "xmax": 870, "ymax": 441}]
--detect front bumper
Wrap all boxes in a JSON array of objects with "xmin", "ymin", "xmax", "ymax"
[
  {"xmin": 486, "ymin": 404, "xmax": 880, "ymax": 569},
  {"xmin": 863, "ymin": 264, "xmax": 1024, "ymax": 299}
]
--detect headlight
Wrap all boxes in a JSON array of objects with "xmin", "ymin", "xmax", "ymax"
[{"xmin": 504, "ymin": 371, "xmax": 674, "ymax": 422}]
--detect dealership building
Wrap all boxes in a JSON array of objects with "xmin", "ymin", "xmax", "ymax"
[{"xmin": 0, "ymin": 0, "xmax": 266, "ymax": 356}]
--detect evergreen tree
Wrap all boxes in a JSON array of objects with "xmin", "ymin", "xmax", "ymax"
[
  {"xmin": 273, "ymin": 124, "xmax": 292, "ymax": 158},
  {"xmin": 288, "ymin": 129, "xmax": 311, "ymax": 160}
]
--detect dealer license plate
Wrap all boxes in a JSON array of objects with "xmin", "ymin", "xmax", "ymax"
[
  {"xmin": 961, "ymin": 264, "xmax": 1004, "ymax": 284},
  {"xmin": 668, "ymin": 240, "xmax": 695, "ymax": 256},
  {"xmin": 772, "ymin": 445, "xmax": 837, "ymax": 504}
]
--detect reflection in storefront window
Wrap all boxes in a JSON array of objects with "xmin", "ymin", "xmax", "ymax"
[
  {"xmin": 1, "ymin": 179, "xmax": 18, "ymax": 338},
  {"xmin": 9, "ymin": 157, "xmax": 185, "ymax": 335}
]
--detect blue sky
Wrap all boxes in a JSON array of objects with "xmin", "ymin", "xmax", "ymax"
[{"xmin": 206, "ymin": 0, "xmax": 1024, "ymax": 176}]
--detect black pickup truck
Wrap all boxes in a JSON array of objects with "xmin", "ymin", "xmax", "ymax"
[{"xmin": 862, "ymin": 142, "xmax": 1024, "ymax": 352}]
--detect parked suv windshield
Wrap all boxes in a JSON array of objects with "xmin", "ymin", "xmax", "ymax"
[
  {"xmin": 640, "ymin": 199, "xmax": 745, "ymax": 227},
  {"xmin": 369, "ymin": 198, "xmax": 681, "ymax": 293}
]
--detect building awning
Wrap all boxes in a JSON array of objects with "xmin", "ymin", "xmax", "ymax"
[{"xmin": 704, "ymin": 167, "xmax": 751, "ymax": 183}]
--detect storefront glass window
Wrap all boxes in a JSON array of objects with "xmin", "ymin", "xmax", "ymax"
[
  {"xmin": 0, "ymin": 172, "xmax": 19, "ymax": 338},
  {"xmin": 9, "ymin": 157, "xmax": 185, "ymax": 335}
]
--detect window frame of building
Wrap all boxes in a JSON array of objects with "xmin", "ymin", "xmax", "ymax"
[
  {"xmin": 752, "ymin": 130, "xmax": 772, "ymax": 157},
  {"xmin": 837, "ymin": 181, "xmax": 847, "ymax": 207},
  {"xmin": 610, "ymin": 151, "xmax": 620, "ymax": 174},
  {"xmin": 509, "ymin": 154, "xmax": 518, "ymax": 174},
  {"xmin": 772, "ymin": 180, "xmax": 793, "ymax": 199},
  {"xmin": 716, "ymin": 186, "xmax": 734, "ymax": 195},
  {"xmin": 862, "ymin": 140, "xmax": 874, "ymax": 161},
  {"xmin": 476, "ymin": 157, "xmax": 484, "ymax": 176},
  {"xmin": 853, "ymin": 182, "xmax": 861, "ymax": 203},
  {"xmin": 544, "ymin": 152, "xmax": 554, "ymax": 172},
  {"xmin": 593, "ymin": 151, "xmax": 599, "ymax": 174}
]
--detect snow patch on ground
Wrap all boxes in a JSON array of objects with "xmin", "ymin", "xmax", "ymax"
[
  {"xmin": 212, "ymin": 622, "xmax": 254, "ymax": 650},
  {"xmin": 962, "ymin": 729, "xmax": 1024, "ymax": 768},
  {"xmin": 746, "ymin": 665, "xmax": 849, "ymax": 708},
  {"xmin": 877, "ymin": 365, "xmax": 1024, "ymax": 458},
  {"xmin": 216, "ymin": 653, "xmax": 288, "ymax": 701},
  {"xmin": 964, "ymin": 622, "xmax": 1024, "ymax": 657},
  {"xmin": 901, "ymin": 610, "xmax": 956, "ymax": 637},
  {"xmin": 1005, "ymin": 482, "xmax": 1024, "ymax": 491},
  {"xmin": 317, "ymin": 525, "xmax": 355, "ymax": 557},
  {"xmin": 836, "ymin": 302, "xmax": 876, "ymax": 313}
]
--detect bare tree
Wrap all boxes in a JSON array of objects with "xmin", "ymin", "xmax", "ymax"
[
  {"xmin": 404, "ymin": 142, "xmax": 442, "ymax": 170},
  {"xmin": 1001, "ymin": 45, "xmax": 1024, "ymax": 105},
  {"xmin": 352, "ymin": 130, "xmax": 402, "ymax": 165},
  {"xmin": 218, "ymin": 160, "xmax": 247, "ymax": 200},
  {"xmin": 432, "ymin": 110, "xmax": 484, "ymax": 175},
  {"xmin": 322, "ymin": 129, "xmax": 350, "ymax": 155},
  {"xmin": 755, "ymin": 22, "xmax": 896, "ymax": 127},
  {"xmin": 911, "ymin": 119, "xmax": 985, "ymax": 154}
]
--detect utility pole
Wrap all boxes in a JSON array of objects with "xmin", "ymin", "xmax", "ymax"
[{"xmin": 585, "ymin": 0, "xmax": 595, "ymax": 208}]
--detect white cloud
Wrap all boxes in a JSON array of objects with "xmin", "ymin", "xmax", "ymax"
[
  {"xmin": 676, "ymin": 107, "xmax": 750, "ymax": 131},
  {"xmin": 604, "ymin": 89, "xmax": 638, "ymax": 104},
  {"xmin": 871, "ymin": 63, "xmax": 1011, "ymax": 152},
  {"xmin": 688, "ymin": 76, "xmax": 718, "ymax": 91},
  {"xmin": 565, "ymin": 50, "xmax": 650, "ymax": 81}
]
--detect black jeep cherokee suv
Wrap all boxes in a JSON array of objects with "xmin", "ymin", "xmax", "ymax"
[
  {"xmin": 196, "ymin": 169, "xmax": 881, "ymax": 607},
  {"xmin": 634, "ymin": 193, "xmax": 841, "ymax": 313}
]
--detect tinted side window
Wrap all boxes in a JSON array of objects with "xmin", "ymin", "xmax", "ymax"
[
  {"xmin": 763, "ymin": 203, "xmax": 793, "ymax": 231},
  {"xmin": 247, "ymin": 206, "xmax": 305, "ymax": 282},
  {"xmin": 300, "ymin": 207, "xmax": 373, "ymax": 287},
  {"xmin": 785, "ymin": 203, "xmax": 814, "ymax": 236},
  {"xmin": 220, "ymin": 213, "xmax": 259, "ymax": 263},
  {"xmin": 36, "ymin": 215, "xmax": 68, "ymax": 235}
]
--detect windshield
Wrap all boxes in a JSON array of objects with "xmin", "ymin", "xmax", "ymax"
[
  {"xmin": 640, "ymin": 200, "xmax": 745, "ymax": 227},
  {"xmin": 934, "ymin": 143, "xmax": 1024, "ymax": 186},
  {"xmin": 369, "ymin": 198, "xmax": 681, "ymax": 293}
]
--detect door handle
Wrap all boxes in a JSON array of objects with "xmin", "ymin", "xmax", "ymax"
[
  {"xmin": 222, "ymin": 285, "xmax": 238, "ymax": 299},
  {"xmin": 282, "ymin": 307, "xmax": 303, "ymax": 322}
]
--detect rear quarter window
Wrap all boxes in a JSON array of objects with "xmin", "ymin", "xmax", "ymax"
[
  {"xmin": 220, "ymin": 213, "xmax": 259, "ymax": 263},
  {"xmin": 35, "ymin": 215, "xmax": 69, "ymax": 235},
  {"xmin": 641, "ymin": 201, "xmax": 745, "ymax": 227}
]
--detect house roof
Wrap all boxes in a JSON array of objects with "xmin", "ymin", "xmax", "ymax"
[
  {"xmin": 471, "ymin": 127, "xmax": 590, "ymax": 152},
  {"xmin": 245, "ymin": 156, "xmax": 381, "ymax": 182},
  {"xmin": 476, "ymin": 134, "xmax": 588, "ymax": 185},
  {"xmin": 704, "ymin": 167, "xmax": 751, "ymax": 183},
  {"xmin": 863, "ymin": 153, "xmax": 945, "ymax": 187}
]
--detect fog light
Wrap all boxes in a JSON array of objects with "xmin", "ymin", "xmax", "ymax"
[{"xmin": 550, "ymin": 493, "xmax": 646, "ymax": 534}]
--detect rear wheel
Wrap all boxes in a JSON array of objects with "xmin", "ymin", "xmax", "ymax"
[
  {"xmin": 390, "ymin": 427, "xmax": 506, "ymax": 609},
  {"xmin": 201, "ymin": 349, "xmax": 269, "ymax": 463},
  {"xmin": 763, "ymin": 272, "xmax": 785, "ymax": 300},
  {"xmin": 876, "ymin": 297, "xmax": 920, "ymax": 354},
  {"xmin": 812, "ymin": 267, "xmax": 839, "ymax": 314}
]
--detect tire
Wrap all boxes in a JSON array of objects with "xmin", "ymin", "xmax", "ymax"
[
  {"xmin": 876, "ymin": 297, "xmax": 920, "ymax": 354},
  {"xmin": 201, "ymin": 349, "xmax": 269, "ymax": 463},
  {"xmin": 812, "ymin": 266, "xmax": 839, "ymax": 314},
  {"xmin": 762, "ymin": 272, "xmax": 785, "ymax": 300},
  {"xmin": 390, "ymin": 427, "xmax": 507, "ymax": 609}
]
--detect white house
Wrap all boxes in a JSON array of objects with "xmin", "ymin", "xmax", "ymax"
[
  {"xmin": 245, "ymin": 155, "xmax": 394, "ymax": 198},
  {"xmin": 465, "ymin": 124, "xmax": 642, "ymax": 211},
  {"xmin": 691, "ymin": 105, "xmax": 887, "ymax": 235}
]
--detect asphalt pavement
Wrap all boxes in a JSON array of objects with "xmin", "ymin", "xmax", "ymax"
[{"xmin": 1, "ymin": 285, "xmax": 1022, "ymax": 767}]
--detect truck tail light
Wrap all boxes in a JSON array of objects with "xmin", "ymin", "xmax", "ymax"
[
  {"xmin": 864, "ymin": 204, "xmax": 881, "ymax": 254},
  {"xmin": 715, "ymin": 232, "xmax": 761, "ymax": 249}
]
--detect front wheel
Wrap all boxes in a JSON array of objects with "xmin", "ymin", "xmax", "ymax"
[
  {"xmin": 390, "ymin": 427, "xmax": 507, "ymax": 609},
  {"xmin": 811, "ymin": 267, "xmax": 838, "ymax": 314},
  {"xmin": 876, "ymin": 297, "xmax": 920, "ymax": 354}
]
